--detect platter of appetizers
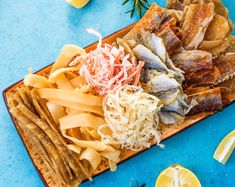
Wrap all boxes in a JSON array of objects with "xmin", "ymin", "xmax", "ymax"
[{"xmin": 3, "ymin": 0, "xmax": 235, "ymax": 186}]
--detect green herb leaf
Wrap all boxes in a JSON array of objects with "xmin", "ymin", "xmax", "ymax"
[
  {"xmin": 122, "ymin": 0, "xmax": 150, "ymax": 18},
  {"xmin": 122, "ymin": 0, "xmax": 130, "ymax": 5},
  {"xmin": 129, "ymin": 179, "xmax": 146, "ymax": 187}
]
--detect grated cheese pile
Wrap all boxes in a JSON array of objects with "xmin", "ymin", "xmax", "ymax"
[
  {"xmin": 100, "ymin": 85, "xmax": 162, "ymax": 151},
  {"xmin": 79, "ymin": 29, "xmax": 144, "ymax": 96}
]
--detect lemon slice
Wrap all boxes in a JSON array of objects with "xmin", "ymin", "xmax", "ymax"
[
  {"xmin": 155, "ymin": 164, "xmax": 201, "ymax": 187},
  {"xmin": 65, "ymin": 0, "xmax": 89, "ymax": 8},
  {"xmin": 213, "ymin": 130, "xmax": 235, "ymax": 164}
]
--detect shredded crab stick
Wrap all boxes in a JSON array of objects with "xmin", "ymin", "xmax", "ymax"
[{"xmin": 78, "ymin": 28, "xmax": 144, "ymax": 96}]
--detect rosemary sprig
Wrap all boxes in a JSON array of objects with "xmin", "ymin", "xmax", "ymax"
[
  {"xmin": 130, "ymin": 179, "xmax": 146, "ymax": 187},
  {"xmin": 122, "ymin": 0, "xmax": 150, "ymax": 18}
]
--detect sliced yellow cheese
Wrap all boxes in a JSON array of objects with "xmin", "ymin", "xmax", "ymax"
[{"xmin": 51, "ymin": 44, "xmax": 85, "ymax": 73}]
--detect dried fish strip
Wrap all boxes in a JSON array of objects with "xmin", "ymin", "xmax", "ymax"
[
  {"xmin": 18, "ymin": 122, "xmax": 67, "ymax": 187},
  {"xmin": 171, "ymin": 50, "xmax": 213, "ymax": 75},
  {"xmin": 8, "ymin": 99, "xmax": 55, "ymax": 173},
  {"xmin": 204, "ymin": 14, "xmax": 230, "ymax": 40},
  {"xmin": 181, "ymin": 2, "xmax": 215, "ymax": 49},
  {"xmin": 211, "ymin": 0, "xmax": 234, "ymax": 35},
  {"xmin": 16, "ymin": 101, "xmax": 76, "ymax": 181},
  {"xmin": 124, "ymin": 4, "xmax": 166, "ymax": 40},
  {"xmin": 18, "ymin": 121, "xmax": 66, "ymax": 183},
  {"xmin": 9, "ymin": 98, "xmax": 65, "ymax": 186},
  {"xmin": 9, "ymin": 106, "xmax": 72, "ymax": 183},
  {"xmin": 29, "ymin": 90, "xmax": 59, "ymax": 132},
  {"xmin": 199, "ymin": 38, "xmax": 230, "ymax": 58},
  {"xmin": 184, "ymin": 67, "xmax": 220, "ymax": 87},
  {"xmin": 17, "ymin": 87, "xmax": 36, "ymax": 113},
  {"xmin": 132, "ymin": 30, "xmax": 184, "ymax": 82},
  {"xmin": 157, "ymin": 26, "xmax": 183, "ymax": 55},
  {"xmin": 37, "ymin": 98, "xmax": 57, "ymax": 129},
  {"xmin": 187, "ymin": 87, "xmax": 223, "ymax": 115},
  {"xmin": 10, "ymin": 87, "xmax": 91, "ymax": 184},
  {"xmin": 226, "ymin": 36, "xmax": 235, "ymax": 53},
  {"xmin": 167, "ymin": 0, "xmax": 184, "ymax": 10},
  {"xmin": 147, "ymin": 72, "xmax": 192, "ymax": 124},
  {"xmin": 214, "ymin": 53, "xmax": 235, "ymax": 85},
  {"xmin": 16, "ymin": 99, "xmax": 91, "ymax": 182}
]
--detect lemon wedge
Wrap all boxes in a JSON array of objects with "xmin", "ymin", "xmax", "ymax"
[
  {"xmin": 213, "ymin": 130, "xmax": 235, "ymax": 164},
  {"xmin": 155, "ymin": 164, "xmax": 201, "ymax": 187},
  {"xmin": 65, "ymin": 0, "xmax": 89, "ymax": 8}
]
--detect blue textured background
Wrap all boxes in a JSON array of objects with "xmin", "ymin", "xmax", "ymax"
[{"xmin": 1, "ymin": 0, "xmax": 235, "ymax": 186}]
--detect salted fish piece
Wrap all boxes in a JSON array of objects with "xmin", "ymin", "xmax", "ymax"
[
  {"xmin": 156, "ymin": 88, "xmax": 180, "ymax": 105},
  {"xmin": 187, "ymin": 87, "xmax": 223, "ymax": 115},
  {"xmin": 149, "ymin": 74, "xmax": 180, "ymax": 93},
  {"xmin": 159, "ymin": 111, "xmax": 185, "ymax": 125},
  {"xmin": 214, "ymin": 53, "xmax": 235, "ymax": 85},
  {"xmin": 171, "ymin": 50, "xmax": 213, "ymax": 76},
  {"xmin": 136, "ymin": 30, "xmax": 166, "ymax": 62},
  {"xmin": 133, "ymin": 44, "xmax": 168, "ymax": 72},
  {"xmin": 181, "ymin": 2, "xmax": 215, "ymax": 49},
  {"xmin": 157, "ymin": 26, "xmax": 183, "ymax": 55},
  {"xmin": 162, "ymin": 98, "xmax": 186, "ymax": 116}
]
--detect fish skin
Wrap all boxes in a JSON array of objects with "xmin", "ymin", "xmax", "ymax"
[
  {"xmin": 181, "ymin": 2, "xmax": 215, "ymax": 49},
  {"xmin": 185, "ymin": 86, "xmax": 210, "ymax": 95},
  {"xmin": 185, "ymin": 67, "xmax": 220, "ymax": 88},
  {"xmin": 135, "ymin": 30, "xmax": 185, "ymax": 82},
  {"xmin": 123, "ymin": 4, "xmax": 165, "ymax": 41},
  {"xmin": 162, "ymin": 99, "xmax": 185, "ymax": 116},
  {"xmin": 149, "ymin": 74, "xmax": 180, "ymax": 93},
  {"xmin": 155, "ymin": 88, "xmax": 180, "ymax": 105},
  {"xmin": 165, "ymin": 57, "xmax": 185, "ymax": 82},
  {"xmin": 214, "ymin": 53, "xmax": 235, "ymax": 85},
  {"xmin": 133, "ymin": 44, "xmax": 168, "ymax": 72},
  {"xmin": 199, "ymin": 38, "xmax": 230, "ymax": 59},
  {"xmin": 157, "ymin": 26, "xmax": 183, "ymax": 55},
  {"xmin": 159, "ymin": 111, "xmax": 185, "ymax": 125},
  {"xmin": 136, "ymin": 30, "xmax": 166, "ymax": 62},
  {"xmin": 167, "ymin": 0, "xmax": 184, "ymax": 10},
  {"xmin": 187, "ymin": 87, "xmax": 223, "ymax": 115},
  {"xmin": 220, "ymin": 87, "xmax": 232, "ymax": 106},
  {"xmin": 171, "ymin": 50, "xmax": 213, "ymax": 76},
  {"xmin": 225, "ymin": 36, "xmax": 235, "ymax": 53}
]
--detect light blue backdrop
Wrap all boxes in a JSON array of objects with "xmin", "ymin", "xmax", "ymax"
[{"xmin": 0, "ymin": 0, "xmax": 235, "ymax": 186}]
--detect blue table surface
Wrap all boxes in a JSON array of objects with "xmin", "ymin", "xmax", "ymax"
[{"xmin": 1, "ymin": 0, "xmax": 235, "ymax": 186}]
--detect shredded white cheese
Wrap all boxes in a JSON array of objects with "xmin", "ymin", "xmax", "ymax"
[{"xmin": 100, "ymin": 85, "xmax": 162, "ymax": 151}]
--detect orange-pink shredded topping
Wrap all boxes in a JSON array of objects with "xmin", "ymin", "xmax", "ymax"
[{"xmin": 79, "ymin": 28, "xmax": 144, "ymax": 96}]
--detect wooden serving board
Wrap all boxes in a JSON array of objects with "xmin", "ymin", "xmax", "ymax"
[{"xmin": 3, "ymin": 22, "xmax": 235, "ymax": 186}]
